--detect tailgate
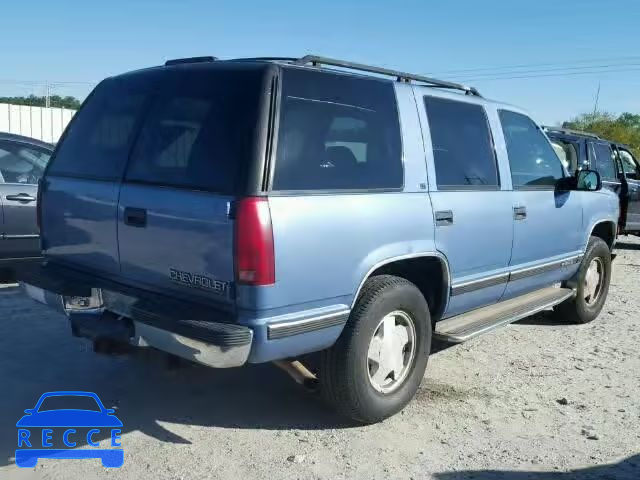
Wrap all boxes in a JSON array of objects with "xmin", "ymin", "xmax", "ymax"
[
  {"xmin": 39, "ymin": 63, "xmax": 271, "ymax": 309},
  {"xmin": 118, "ymin": 185, "xmax": 235, "ymax": 306},
  {"xmin": 113, "ymin": 65, "xmax": 268, "ymax": 308}
]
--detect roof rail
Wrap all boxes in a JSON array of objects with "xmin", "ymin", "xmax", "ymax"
[
  {"xmin": 292, "ymin": 55, "xmax": 481, "ymax": 97},
  {"xmin": 165, "ymin": 56, "xmax": 218, "ymax": 66},
  {"xmin": 229, "ymin": 57, "xmax": 299, "ymax": 63},
  {"xmin": 543, "ymin": 126, "xmax": 601, "ymax": 140}
]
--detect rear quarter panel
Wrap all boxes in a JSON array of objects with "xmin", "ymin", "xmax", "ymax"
[
  {"xmin": 582, "ymin": 188, "xmax": 619, "ymax": 248},
  {"xmin": 41, "ymin": 177, "xmax": 120, "ymax": 274},
  {"xmin": 237, "ymin": 84, "xmax": 436, "ymax": 317}
]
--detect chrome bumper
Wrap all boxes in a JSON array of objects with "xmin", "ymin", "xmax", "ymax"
[{"xmin": 21, "ymin": 283, "xmax": 252, "ymax": 368}]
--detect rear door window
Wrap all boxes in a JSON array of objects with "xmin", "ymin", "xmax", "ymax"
[
  {"xmin": 498, "ymin": 110, "xmax": 565, "ymax": 188},
  {"xmin": 424, "ymin": 96, "xmax": 498, "ymax": 189},
  {"xmin": 48, "ymin": 78, "xmax": 147, "ymax": 180},
  {"xmin": 272, "ymin": 68, "xmax": 402, "ymax": 191},
  {"xmin": 125, "ymin": 68, "xmax": 265, "ymax": 194},
  {"xmin": 592, "ymin": 142, "xmax": 617, "ymax": 181}
]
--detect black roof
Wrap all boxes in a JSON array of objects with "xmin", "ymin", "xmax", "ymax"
[
  {"xmin": 161, "ymin": 54, "xmax": 481, "ymax": 97},
  {"xmin": 0, "ymin": 132, "xmax": 54, "ymax": 150},
  {"xmin": 544, "ymin": 127, "xmax": 636, "ymax": 153},
  {"xmin": 543, "ymin": 126, "xmax": 601, "ymax": 140}
]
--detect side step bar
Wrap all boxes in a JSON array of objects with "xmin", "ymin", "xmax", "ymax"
[{"xmin": 435, "ymin": 286, "xmax": 575, "ymax": 343}]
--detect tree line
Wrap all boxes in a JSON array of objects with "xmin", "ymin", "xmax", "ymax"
[
  {"xmin": 0, "ymin": 94, "xmax": 82, "ymax": 110},
  {"xmin": 563, "ymin": 112, "xmax": 639, "ymax": 158}
]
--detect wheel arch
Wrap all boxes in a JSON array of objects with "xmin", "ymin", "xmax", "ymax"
[
  {"xmin": 352, "ymin": 252, "xmax": 451, "ymax": 323},
  {"xmin": 589, "ymin": 220, "xmax": 617, "ymax": 250}
]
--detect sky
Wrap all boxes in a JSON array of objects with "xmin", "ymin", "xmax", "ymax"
[{"xmin": 2, "ymin": 0, "xmax": 639, "ymax": 124}]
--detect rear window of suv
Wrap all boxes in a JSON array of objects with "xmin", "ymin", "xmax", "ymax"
[
  {"xmin": 271, "ymin": 67, "xmax": 403, "ymax": 191},
  {"xmin": 125, "ymin": 68, "xmax": 265, "ymax": 193},
  {"xmin": 48, "ymin": 66, "xmax": 266, "ymax": 193},
  {"xmin": 48, "ymin": 77, "xmax": 146, "ymax": 180}
]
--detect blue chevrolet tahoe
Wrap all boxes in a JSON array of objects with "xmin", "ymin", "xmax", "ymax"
[{"xmin": 22, "ymin": 55, "xmax": 619, "ymax": 423}]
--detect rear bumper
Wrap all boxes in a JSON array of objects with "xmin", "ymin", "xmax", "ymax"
[
  {"xmin": 21, "ymin": 283, "xmax": 253, "ymax": 368},
  {"xmin": 18, "ymin": 261, "xmax": 349, "ymax": 365}
]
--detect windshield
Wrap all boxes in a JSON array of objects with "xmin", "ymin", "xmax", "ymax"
[{"xmin": 37, "ymin": 395, "xmax": 102, "ymax": 412}]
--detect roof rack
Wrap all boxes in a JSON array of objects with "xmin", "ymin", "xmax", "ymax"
[
  {"xmin": 543, "ymin": 126, "xmax": 601, "ymax": 140},
  {"xmin": 229, "ymin": 57, "xmax": 299, "ymax": 63},
  {"xmin": 165, "ymin": 56, "xmax": 218, "ymax": 66},
  {"xmin": 292, "ymin": 55, "xmax": 481, "ymax": 97}
]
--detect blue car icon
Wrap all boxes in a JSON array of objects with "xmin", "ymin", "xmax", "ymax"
[{"xmin": 16, "ymin": 391, "xmax": 123, "ymax": 468}]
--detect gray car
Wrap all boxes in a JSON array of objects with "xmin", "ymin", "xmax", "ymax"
[{"xmin": 0, "ymin": 132, "xmax": 53, "ymax": 278}]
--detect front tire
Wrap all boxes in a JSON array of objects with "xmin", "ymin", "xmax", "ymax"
[
  {"xmin": 554, "ymin": 236, "xmax": 611, "ymax": 324},
  {"xmin": 319, "ymin": 275, "xmax": 431, "ymax": 424}
]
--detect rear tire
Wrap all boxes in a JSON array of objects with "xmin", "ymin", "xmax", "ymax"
[
  {"xmin": 554, "ymin": 236, "xmax": 611, "ymax": 324},
  {"xmin": 320, "ymin": 275, "xmax": 431, "ymax": 424}
]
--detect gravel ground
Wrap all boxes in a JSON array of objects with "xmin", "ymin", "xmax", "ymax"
[{"xmin": 1, "ymin": 237, "xmax": 639, "ymax": 480}]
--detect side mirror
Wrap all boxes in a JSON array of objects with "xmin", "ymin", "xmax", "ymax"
[
  {"xmin": 576, "ymin": 169, "xmax": 601, "ymax": 191},
  {"xmin": 23, "ymin": 409, "xmax": 34, "ymax": 415}
]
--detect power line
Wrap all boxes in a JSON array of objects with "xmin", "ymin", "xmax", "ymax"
[
  {"xmin": 429, "ymin": 55, "xmax": 640, "ymax": 75},
  {"xmin": 450, "ymin": 62, "xmax": 640, "ymax": 80},
  {"xmin": 454, "ymin": 67, "xmax": 640, "ymax": 82}
]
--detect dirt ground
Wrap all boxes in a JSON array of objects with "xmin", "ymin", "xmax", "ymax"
[{"xmin": 1, "ymin": 237, "xmax": 639, "ymax": 480}]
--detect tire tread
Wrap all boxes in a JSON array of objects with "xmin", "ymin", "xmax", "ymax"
[{"xmin": 320, "ymin": 275, "xmax": 427, "ymax": 423}]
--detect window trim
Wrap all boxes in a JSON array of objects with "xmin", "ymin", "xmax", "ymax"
[
  {"xmin": 267, "ymin": 68, "xmax": 405, "ymax": 194},
  {"xmin": 45, "ymin": 172, "xmax": 123, "ymax": 183},
  {"xmin": 121, "ymin": 177, "xmax": 235, "ymax": 195},
  {"xmin": 424, "ymin": 95, "xmax": 501, "ymax": 192},
  {"xmin": 498, "ymin": 109, "xmax": 567, "ymax": 191}
]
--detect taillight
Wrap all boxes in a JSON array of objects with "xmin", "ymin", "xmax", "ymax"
[{"xmin": 234, "ymin": 197, "xmax": 275, "ymax": 286}]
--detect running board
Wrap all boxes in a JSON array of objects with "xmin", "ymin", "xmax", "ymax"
[{"xmin": 435, "ymin": 286, "xmax": 575, "ymax": 343}]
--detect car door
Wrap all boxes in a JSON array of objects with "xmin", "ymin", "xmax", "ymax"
[
  {"xmin": 41, "ymin": 77, "xmax": 148, "ymax": 276},
  {"xmin": 117, "ymin": 67, "xmax": 265, "ymax": 308},
  {"xmin": 0, "ymin": 140, "xmax": 50, "ymax": 258},
  {"xmin": 617, "ymin": 148, "xmax": 640, "ymax": 231},
  {"xmin": 497, "ymin": 110, "xmax": 583, "ymax": 300},
  {"xmin": 418, "ymin": 93, "xmax": 514, "ymax": 317},
  {"xmin": 591, "ymin": 140, "xmax": 623, "ymax": 200}
]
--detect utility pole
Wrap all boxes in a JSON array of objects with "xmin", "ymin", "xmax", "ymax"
[
  {"xmin": 45, "ymin": 82, "xmax": 51, "ymax": 108},
  {"xmin": 592, "ymin": 82, "xmax": 601, "ymax": 115}
]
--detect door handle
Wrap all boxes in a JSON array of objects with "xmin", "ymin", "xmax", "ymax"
[
  {"xmin": 124, "ymin": 207, "xmax": 147, "ymax": 228},
  {"xmin": 435, "ymin": 210, "xmax": 454, "ymax": 226},
  {"xmin": 6, "ymin": 193, "xmax": 36, "ymax": 202},
  {"xmin": 513, "ymin": 206, "xmax": 527, "ymax": 220}
]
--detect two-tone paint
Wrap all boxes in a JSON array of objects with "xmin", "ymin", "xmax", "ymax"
[{"xmin": 37, "ymin": 61, "xmax": 619, "ymax": 365}]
